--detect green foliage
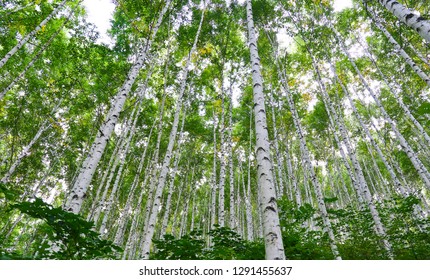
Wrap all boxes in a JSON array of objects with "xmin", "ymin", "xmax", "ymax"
[
  {"xmin": 152, "ymin": 193, "xmax": 430, "ymax": 260},
  {"xmin": 277, "ymin": 195, "xmax": 430, "ymax": 260},
  {"xmin": 151, "ymin": 226, "xmax": 265, "ymax": 260},
  {"xmin": 0, "ymin": 198, "xmax": 122, "ymax": 260},
  {"xmin": 152, "ymin": 230, "xmax": 205, "ymax": 260},
  {"xmin": 1, "ymin": 0, "xmax": 430, "ymax": 262}
]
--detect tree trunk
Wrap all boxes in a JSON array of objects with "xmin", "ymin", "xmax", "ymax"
[
  {"xmin": 366, "ymin": 9, "xmax": 430, "ymax": 86},
  {"xmin": 376, "ymin": 0, "xmax": 430, "ymax": 43},
  {"xmin": 64, "ymin": 0, "xmax": 171, "ymax": 214},
  {"xmin": 246, "ymin": 0, "xmax": 285, "ymax": 260},
  {"xmin": 0, "ymin": 0, "xmax": 68, "ymax": 68},
  {"xmin": 140, "ymin": 5, "xmax": 205, "ymax": 259}
]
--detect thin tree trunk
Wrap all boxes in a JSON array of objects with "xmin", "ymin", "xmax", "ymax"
[
  {"xmin": 365, "ymin": 8, "xmax": 430, "ymax": 86},
  {"xmin": 64, "ymin": 0, "xmax": 171, "ymax": 214},
  {"xmin": 0, "ymin": 0, "xmax": 68, "ymax": 69},
  {"xmin": 356, "ymin": 36, "xmax": 430, "ymax": 146},
  {"xmin": 113, "ymin": 120, "xmax": 155, "ymax": 246},
  {"xmin": 0, "ymin": 1, "xmax": 80, "ymax": 99},
  {"xmin": 228, "ymin": 82, "xmax": 236, "ymax": 229},
  {"xmin": 218, "ymin": 92, "xmax": 227, "ymax": 227},
  {"xmin": 335, "ymin": 29, "xmax": 430, "ymax": 190},
  {"xmin": 140, "ymin": 5, "xmax": 205, "ymax": 259},
  {"xmin": 160, "ymin": 105, "xmax": 187, "ymax": 238},
  {"xmin": 1, "ymin": 122, "xmax": 51, "ymax": 183},
  {"xmin": 332, "ymin": 63, "xmax": 406, "ymax": 194},
  {"xmin": 210, "ymin": 112, "xmax": 218, "ymax": 227}
]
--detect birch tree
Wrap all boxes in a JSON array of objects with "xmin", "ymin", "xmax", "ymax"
[
  {"xmin": 245, "ymin": 0, "xmax": 285, "ymax": 260},
  {"xmin": 64, "ymin": 0, "xmax": 171, "ymax": 214},
  {"xmin": 375, "ymin": 0, "xmax": 430, "ymax": 43}
]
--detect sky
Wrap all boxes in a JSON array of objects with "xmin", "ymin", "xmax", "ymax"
[
  {"xmin": 82, "ymin": 0, "xmax": 353, "ymax": 45},
  {"xmin": 82, "ymin": 0, "xmax": 115, "ymax": 45}
]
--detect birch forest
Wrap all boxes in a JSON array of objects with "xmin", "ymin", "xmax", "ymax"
[{"xmin": 1, "ymin": 0, "xmax": 430, "ymax": 260}]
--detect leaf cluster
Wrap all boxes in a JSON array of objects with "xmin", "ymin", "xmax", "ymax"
[{"xmin": 1, "ymin": 197, "xmax": 122, "ymax": 260}]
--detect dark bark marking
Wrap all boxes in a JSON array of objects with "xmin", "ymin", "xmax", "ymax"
[
  {"xmin": 265, "ymin": 206, "xmax": 276, "ymax": 213},
  {"xmin": 405, "ymin": 13, "xmax": 414, "ymax": 21},
  {"xmin": 263, "ymin": 156, "xmax": 271, "ymax": 162},
  {"xmin": 256, "ymin": 146, "xmax": 266, "ymax": 153},
  {"xmin": 390, "ymin": 1, "xmax": 399, "ymax": 8}
]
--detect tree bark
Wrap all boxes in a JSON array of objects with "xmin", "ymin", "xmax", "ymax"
[
  {"xmin": 64, "ymin": 0, "xmax": 171, "ymax": 214},
  {"xmin": 376, "ymin": 0, "xmax": 430, "ymax": 43},
  {"xmin": 246, "ymin": 0, "xmax": 285, "ymax": 260}
]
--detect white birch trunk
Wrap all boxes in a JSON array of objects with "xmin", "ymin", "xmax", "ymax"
[
  {"xmin": 99, "ymin": 99, "xmax": 142, "ymax": 236},
  {"xmin": 376, "ymin": 0, "xmax": 430, "ymax": 43},
  {"xmin": 308, "ymin": 45, "xmax": 392, "ymax": 256},
  {"xmin": 113, "ymin": 120, "xmax": 155, "ymax": 246},
  {"xmin": 265, "ymin": 22, "xmax": 340, "ymax": 256},
  {"xmin": 160, "ymin": 106, "xmax": 187, "ymax": 237},
  {"xmin": 218, "ymin": 93, "xmax": 227, "ymax": 227},
  {"xmin": 88, "ymin": 72, "xmax": 153, "ymax": 222},
  {"xmin": 246, "ymin": 108, "xmax": 254, "ymax": 241},
  {"xmin": 228, "ymin": 85, "xmax": 236, "ymax": 228},
  {"xmin": 357, "ymin": 36, "xmax": 430, "ymax": 146},
  {"xmin": 332, "ymin": 64, "xmax": 406, "ymax": 194},
  {"xmin": 122, "ymin": 162, "xmax": 152, "ymax": 259},
  {"xmin": 171, "ymin": 180, "xmax": 185, "ymax": 238},
  {"xmin": 366, "ymin": 10, "xmax": 430, "ymax": 86},
  {"xmin": 140, "ymin": 6, "xmax": 205, "ymax": 258},
  {"xmin": 0, "ymin": 2, "xmax": 78, "ymax": 99},
  {"xmin": 269, "ymin": 93, "xmax": 285, "ymax": 196},
  {"xmin": 210, "ymin": 112, "xmax": 218, "ymax": 227},
  {"xmin": 0, "ymin": 0, "xmax": 68, "ymax": 69},
  {"xmin": 246, "ymin": 0, "xmax": 285, "ymax": 260},
  {"xmin": 64, "ymin": 0, "xmax": 171, "ymax": 214},
  {"xmin": 1, "ymin": 121, "xmax": 51, "ymax": 183},
  {"xmin": 336, "ymin": 31, "xmax": 430, "ymax": 190}
]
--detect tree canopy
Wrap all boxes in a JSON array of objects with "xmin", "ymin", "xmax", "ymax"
[{"xmin": 1, "ymin": 0, "xmax": 430, "ymax": 260}]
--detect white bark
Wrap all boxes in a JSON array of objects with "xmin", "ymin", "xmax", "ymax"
[
  {"xmin": 336, "ymin": 31, "xmax": 430, "ymax": 190},
  {"xmin": 269, "ymin": 93, "xmax": 285, "ymax": 196},
  {"xmin": 308, "ymin": 29, "xmax": 392, "ymax": 256},
  {"xmin": 228, "ymin": 83, "xmax": 236, "ymax": 228},
  {"xmin": 114, "ymin": 120, "xmax": 155, "ymax": 246},
  {"xmin": 377, "ymin": 0, "xmax": 430, "ymax": 43},
  {"xmin": 122, "ymin": 162, "xmax": 151, "ymax": 259},
  {"xmin": 1, "ymin": 98, "xmax": 62, "ymax": 183},
  {"xmin": 160, "ymin": 106, "xmax": 187, "ymax": 237},
  {"xmin": 64, "ymin": 0, "xmax": 171, "ymax": 214},
  {"xmin": 218, "ymin": 93, "xmax": 227, "ymax": 227},
  {"xmin": 0, "ymin": 0, "xmax": 68, "ymax": 69},
  {"xmin": 1, "ymin": 121, "xmax": 51, "ymax": 183},
  {"xmin": 366, "ymin": 9, "xmax": 430, "ymax": 86},
  {"xmin": 244, "ymin": 162, "xmax": 253, "ymax": 241},
  {"xmin": 210, "ymin": 112, "xmax": 218, "ymax": 227},
  {"xmin": 140, "ymin": 5, "xmax": 205, "ymax": 259},
  {"xmin": 99, "ymin": 97, "xmax": 143, "ymax": 236},
  {"xmin": 0, "ymin": 2, "xmax": 78, "ymax": 99},
  {"xmin": 246, "ymin": 0, "xmax": 285, "ymax": 260},
  {"xmin": 334, "ymin": 66, "xmax": 405, "ymax": 194},
  {"xmin": 357, "ymin": 36, "xmax": 430, "ymax": 147},
  {"xmin": 277, "ymin": 63, "xmax": 341, "ymax": 260}
]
